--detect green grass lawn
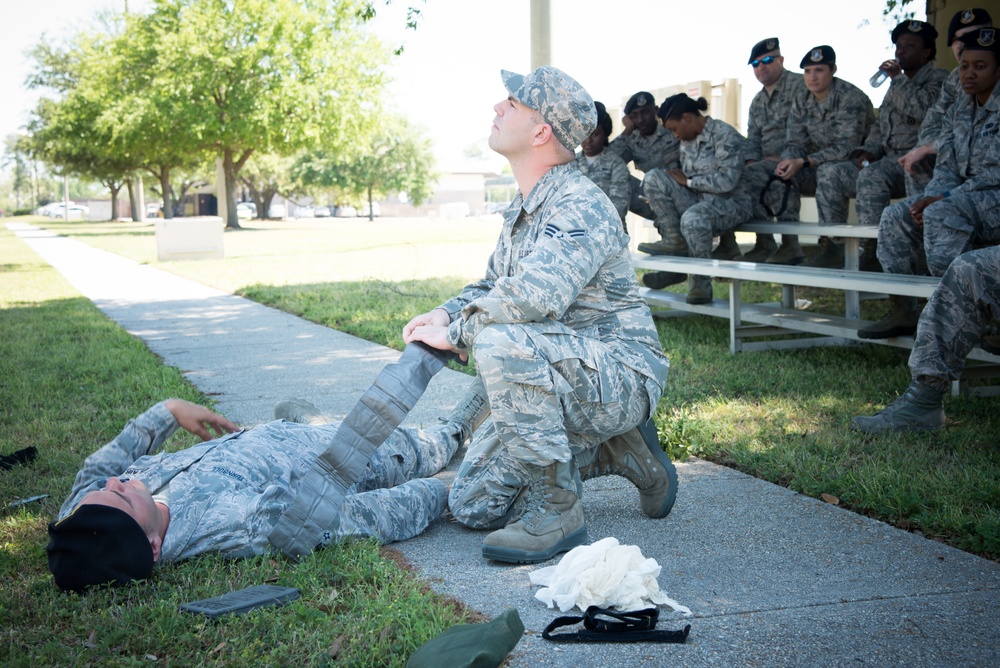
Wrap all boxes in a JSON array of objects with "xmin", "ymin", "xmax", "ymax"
[
  {"xmin": 0, "ymin": 222, "xmax": 477, "ymax": 666},
  {"xmin": 3, "ymin": 213, "xmax": 998, "ymax": 664}
]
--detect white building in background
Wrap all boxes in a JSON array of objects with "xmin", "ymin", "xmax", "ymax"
[{"xmin": 379, "ymin": 163, "xmax": 501, "ymax": 218}]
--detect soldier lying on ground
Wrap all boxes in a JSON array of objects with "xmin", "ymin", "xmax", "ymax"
[{"xmin": 47, "ymin": 396, "xmax": 477, "ymax": 592}]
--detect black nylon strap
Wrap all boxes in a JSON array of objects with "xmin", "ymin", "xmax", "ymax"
[
  {"xmin": 760, "ymin": 173, "xmax": 793, "ymax": 218},
  {"xmin": 541, "ymin": 606, "xmax": 690, "ymax": 644}
]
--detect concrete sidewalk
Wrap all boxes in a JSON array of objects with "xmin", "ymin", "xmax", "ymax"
[{"xmin": 12, "ymin": 222, "xmax": 1000, "ymax": 667}]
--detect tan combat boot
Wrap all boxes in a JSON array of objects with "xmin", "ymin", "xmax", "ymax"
[
  {"xmin": 481, "ymin": 465, "xmax": 588, "ymax": 564},
  {"xmin": 765, "ymin": 236, "xmax": 804, "ymax": 265},
  {"xmin": 274, "ymin": 398, "xmax": 334, "ymax": 425},
  {"xmin": 741, "ymin": 234, "xmax": 778, "ymax": 262},
  {"xmin": 579, "ymin": 418, "xmax": 678, "ymax": 518},
  {"xmin": 711, "ymin": 232, "xmax": 743, "ymax": 260},
  {"xmin": 858, "ymin": 295, "xmax": 920, "ymax": 339},
  {"xmin": 686, "ymin": 275, "xmax": 713, "ymax": 305}
]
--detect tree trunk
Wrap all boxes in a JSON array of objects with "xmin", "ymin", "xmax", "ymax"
[
  {"xmin": 109, "ymin": 182, "xmax": 122, "ymax": 221},
  {"xmin": 367, "ymin": 185, "xmax": 374, "ymax": 222},
  {"xmin": 126, "ymin": 179, "xmax": 141, "ymax": 222},
  {"xmin": 158, "ymin": 166, "xmax": 174, "ymax": 219},
  {"xmin": 223, "ymin": 149, "xmax": 242, "ymax": 229}
]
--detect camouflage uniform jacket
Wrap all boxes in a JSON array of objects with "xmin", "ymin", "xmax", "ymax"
[
  {"xmin": 57, "ymin": 403, "xmax": 382, "ymax": 564},
  {"xmin": 682, "ymin": 116, "xmax": 751, "ymax": 202},
  {"xmin": 747, "ymin": 69, "xmax": 807, "ymax": 161},
  {"xmin": 917, "ymin": 67, "xmax": 962, "ymax": 149},
  {"xmin": 861, "ymin": 62, "xmax": 949, "ymax": 158},
  {"xmin": 925, "ymin": 83, "xmax": 1000, "ymax": 197},
  {"xmin": 782, "ymin": 78, "xmax": 875, "ymax": 164},
  {"xmin": 439, "ymin": 162, "xmax": 669, "ymax": 406},
  {"xmin": 575, "ymin": 149, "xmax": 631, "ymax": 220},
  {"xmin": 606, "ymin": 124, "xmax": 680, "ymax": 173}
]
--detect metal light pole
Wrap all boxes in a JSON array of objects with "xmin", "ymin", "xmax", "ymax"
[{"xmin": 530, "ymin": 0, "xmax": 551, "ymax": 70}]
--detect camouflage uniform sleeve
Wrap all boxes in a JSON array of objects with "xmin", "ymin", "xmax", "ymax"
[
  {"xmin": 687, "ymin": 121, "xmax": 746, "ymax": 194},
  {"xmin": 782, "ymin": 94, "xmax": 810, "ymax": 160},
  {"xmin": 607, "ymin": 153, "xmax": 631, "ymax": 220},
  {"xmin": 606, "ymin": 134, "xmax": 633, "ymax": 164},
  {"xmin": 938, "ymin": 131, "xmax": 1000, "ymax": 196},
  {"xmin": 860, "ymin": 114, "xmax": 885, "ymax": 158},
  {"xmin": 924, "ymin": 103, "xmax": 964, "ymax": 196},
  {"xmin": 917, "ymin": 68, "xmax": 960, "ymax": 147},
  {"xmin": 446, "ymin": 196, "xmax": 615, "ymax": 350},
  {"xmin": 746, "ymin": 111, "xmax": 764, "ymax": 162},
  {"xmin": 57, "ymin": 402, "xmax": 180, "ymax": 518},
  {"xmin": 890, "ymin": 69, "xmax": 947, "ymax": 120},
  {"xmin": 811, "ymin": 86, "xmax": 874, "ymax": 164}
]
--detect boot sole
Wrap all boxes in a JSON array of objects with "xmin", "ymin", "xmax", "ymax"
[
  {"xmin": 637, "ymin": 418, "xmax": 679, "ymax": 519},
  {"xmin": 481, "ymin": 526, "xmax": 588, "ymax": 564}
]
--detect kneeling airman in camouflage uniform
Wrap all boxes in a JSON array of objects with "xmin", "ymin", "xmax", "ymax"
[{"xmin": 404, "ymin": 67, "xmax": 674, "ymax": 564}]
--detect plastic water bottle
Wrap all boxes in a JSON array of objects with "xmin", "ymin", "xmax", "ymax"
[{"xmin": 869, "ymin": 70, "xmax": 889, "ymax": 88}]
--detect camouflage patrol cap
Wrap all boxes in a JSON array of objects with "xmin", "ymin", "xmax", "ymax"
[
  {"xmin": 623, "ymin": 91, "xmax": 655, "ymax": 115},
  {"xmin": 748, "ymin": 37, "xmax": 780, "ymax": 64},
  {"xmin": 501, "ymin": 66, "xmax": 597, "ymax": 151},
  {"xmin": 948, "ymin": 8, "xmax": 993, "ymax": 45},
  {"xmin": 958, "ymin": 27, "xmax": 1000, "ymax": 53},
  {"xmin": 800, "ymin": 45, "xmax": 836, "ymax": 68}
]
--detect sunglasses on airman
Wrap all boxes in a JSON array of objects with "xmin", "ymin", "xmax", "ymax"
[{"xmin": 750, "ymin": 55, "xmax": 776, "ymax": 68}]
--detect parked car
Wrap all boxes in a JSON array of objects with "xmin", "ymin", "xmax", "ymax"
[
  {"xmin": 295, "ymin": 206, "xmax": 315, "ymax": 219},
  {"xmin": 236, "ymin": 202, "xmax": 255, "ymax": 219},
  {"xmin": 359, "ymin": 202, "xmax": 381, "ymax": 218},
  {"xmin": 45, "ymin": 203, "xmax": 89, "ymax": 220},
  {"xmin": 334, "ymin": 205, "xmax": 357, "ymax": 218},
  {"xmin": 146, "ymin": 203, "xmax": 163, "ymax": 218},
  {"xmin": 314, "ymin": 206, "xmax": 331, "ymax": 217},
  {"xmin": 268, "ymin": 203, "xmax": 287, "ymax": 220}
]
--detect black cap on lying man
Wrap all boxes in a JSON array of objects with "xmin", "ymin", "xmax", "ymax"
[{"xmin": 46, "ymin": 504, "xmax": 154, "ymax": 593}]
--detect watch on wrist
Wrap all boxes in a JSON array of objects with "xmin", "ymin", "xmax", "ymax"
[{"xmin": 803, "ymin": 157, "xmax": 812, "ymax": 169}]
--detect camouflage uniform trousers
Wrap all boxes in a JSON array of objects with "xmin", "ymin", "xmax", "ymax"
[
  {"xmin": 643, "ymin": 168, "xmax": 748, "ymax": 257},
  {"xmin": 877, "ymin": 190, "xmax": 1000, "ymax": 277},
  {"xmin": 448, "ymin": 322, "xmax": 651, "ymax": 530},
  {"xmin": 627, "ymin": 172, "xmax": 657, "ymax": 220},
  {"xmin": 319, "ymin": 422, "xmax": 456, "ymax": 545},
  {"xmin": 749, "ymin": 160, "xmax": 862, "ymax": 225},
  {"xmin": 909, "ymin": 245, "xmax": 1000, "ymax": 390},
  {"xmin": 823, "ymin": 156, "xmax": 933, "ymax": 227},
  {"xmin": 744, "ymin": 159, "xmax": 802, "ymax": 222}
]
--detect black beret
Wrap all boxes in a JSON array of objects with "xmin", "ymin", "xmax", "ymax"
[
  {"xmin": 749, "ymin": 37, "xmax": 780, "ymax": 64},
  {"xmin": 948, "ymin": 8, "xmax": 993, "ymax": 45},
  {"xmin": 891, "ymin": 20, "xmax": 938, "ymax": 47},
  {"xmin": 624, "ymin": 92, "xmax": 655, "ymax": 116},
  {"xmin": 800, "ymin": 45, "xmax": 836, "ymax": 68},
  {"xmin": 958, "ymin": 27, "xmax": 1000, "ymax": 53},
  {"xmin": 593, "ymin": 101, "xmax": 613, "ymax": 136},
  {"xmin": 47, "ymin": 504, "xmax": 154, "ymax": 593}
]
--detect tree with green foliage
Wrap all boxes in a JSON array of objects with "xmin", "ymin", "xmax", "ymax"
[
  {"xmin": 294, "ymin": 117, "xmax": 436, "ymax": 221},
  {"xmin": 141, "ymin": 0, "xmax": 388, "ymax": 228},
  {"xmin": 239, "ymin": 153, "xmax": 299, "ymax": 220},
  {"xmin": 26, "ymin": 34, "xmax": 138, "ymax": 220}
]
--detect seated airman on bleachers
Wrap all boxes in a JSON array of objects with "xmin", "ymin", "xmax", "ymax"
[
  {"xmin": 860, "ymin": 29, "xmax": 1000, "ymax": 340},
  {"xmin": 575, "ymin": 101, "xmax": 631, "ymax": 229},
  {"xmin": 822, "ymin": 20, "xmax": 947, "ymax": 272},
  {"xmin": 745, "ymin": 45, "xmax": 875, "ymax": 269},
  {"xmin": 852, "ymin": 245, "xmax": 1000, "ymax": 433}
]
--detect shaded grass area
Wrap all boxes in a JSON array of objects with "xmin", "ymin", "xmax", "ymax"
[
  {"xmin": 0, "ymin": 227, "xmax": 476, "ymax": 666},
  {"xmin": 243, "ymin": 276, "xmax": 1000, "ymax": 560}
]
